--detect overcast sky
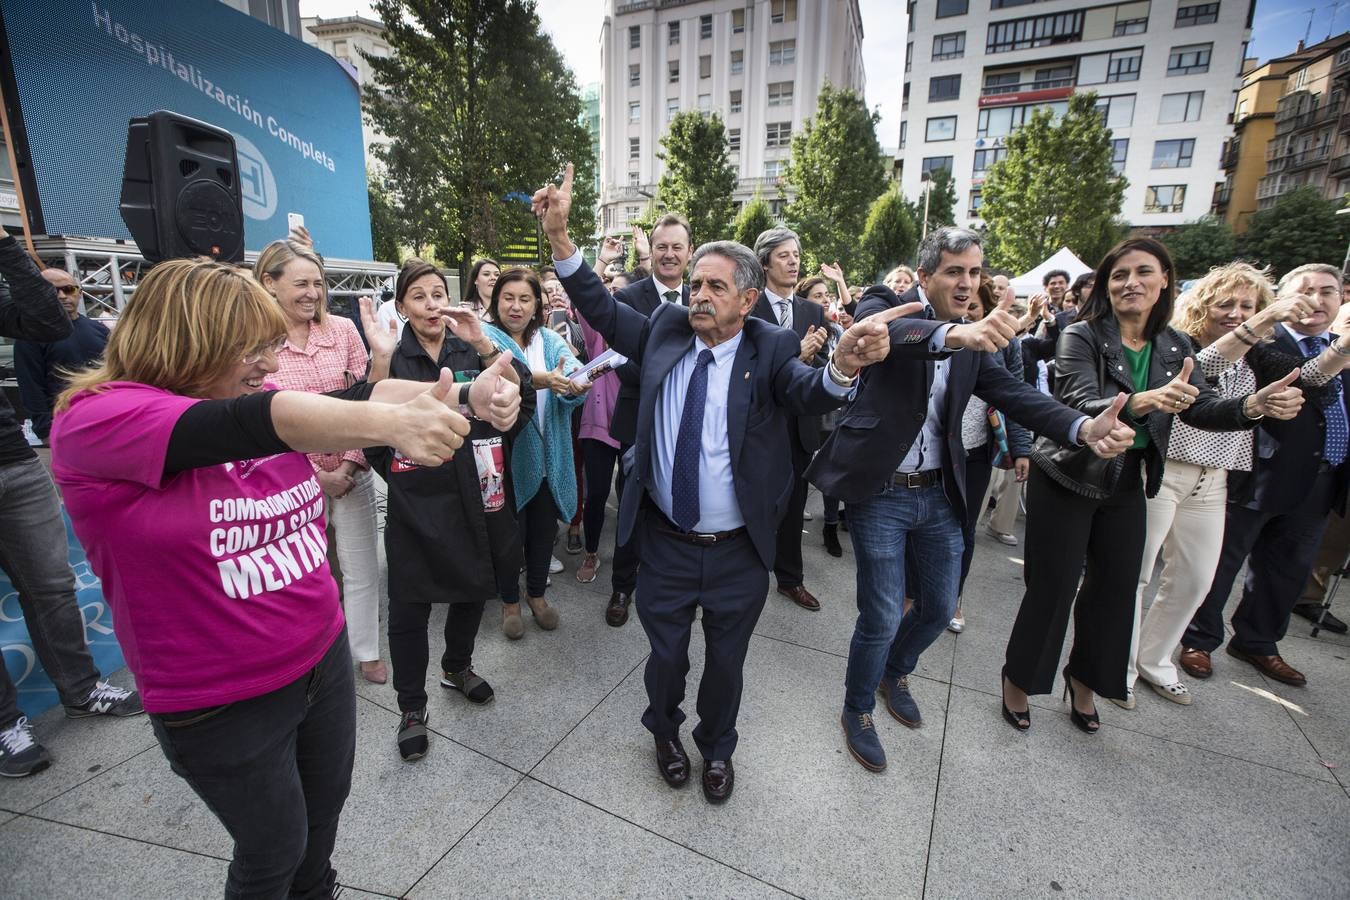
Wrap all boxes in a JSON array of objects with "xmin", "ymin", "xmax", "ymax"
[{"xmin": 298, "ymin": 0, "xmax": 906, "ymax": 150}]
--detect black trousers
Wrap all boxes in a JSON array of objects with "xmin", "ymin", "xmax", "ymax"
[
  {"xmin": 635, "ymin": 510, "xmax": 768, "ymax": 762},
  {"xmin": 773, "ymin": 439, "xmax": 812, "ymax": 589},
  {"xmin": 958, "ymin": 446, "xmax": 996, "ymax": 595},
  {"xmin": 520, "ymin": 482, "xmax": 560, "ymax": 598},
  {"xmin": 1184, "ymin": 467, "xmax": 1335, "ymax": 656},
  {"xmin": 388, "ymin": 600, "xmax": 486, "ymax": 712},
  {"xmin": 611, "ymin": 447, "xmax": 640, "ymax": 595},
  {"xmin": 1004, "ymin": 454, "xmax": 1146, "ymax": 700},
  {"xmin": 581, "ymin": 437, "xmax": 621, "ymax": 554}
]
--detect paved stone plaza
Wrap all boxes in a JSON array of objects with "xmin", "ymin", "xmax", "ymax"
[{"xmin": 2, "ymin": 493, "xmax": 1348, "ymax": 898}]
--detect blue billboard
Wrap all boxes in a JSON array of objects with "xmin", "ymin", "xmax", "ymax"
[{"xmin": 0, "ymin": 0, "xmax": 373, "ymax": 260}]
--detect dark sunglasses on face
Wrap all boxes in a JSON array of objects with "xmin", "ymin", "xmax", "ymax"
[{"xmin": 54, "ymin": 284, "xmax": 81, "ymax": 297}]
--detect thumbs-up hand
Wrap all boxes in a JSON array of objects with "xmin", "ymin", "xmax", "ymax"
[
  {"xmin": 1082, "ymin": 392, "xmax": 1136, "ymax": 459},
  {"xmin": 945, "ymin": 291, "xmax": 1018, "ymax": 352},
  {"xmin": 391, "ymin": 368, "xmax": 471, "ymax": 465},
  {"xmin": 1131, "ymin": 356, "xmax": 1201, "ymax": 417},
  {"xmin": 1246, "ymin": 367, "xmax": 1305, "ymax": 421},
  {"xmin": 468, "ymin": 352, "xmax": 523, "ymax": 431}
]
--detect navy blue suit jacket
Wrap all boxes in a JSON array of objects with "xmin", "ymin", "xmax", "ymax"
[
  {"xmin": 562, "ymin": 259, "xmax": 843, "ymax": 570},
  {"xmin": 807, "ymin": 284, "xmax": 1084, "ymax": 519},
  {"xmin": 750, "ymin": 292, "xmax": 827, "ymax": 454},
  {"xmin": 609, "ymin": 276, "xmax": 689, "ymax": 446}
]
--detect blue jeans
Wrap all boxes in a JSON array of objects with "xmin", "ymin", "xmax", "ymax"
[{"xmin": 844, "ymin": 481, "xmax": 963, "ymax": 714}]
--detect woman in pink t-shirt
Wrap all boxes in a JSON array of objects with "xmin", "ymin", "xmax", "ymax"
[{"xmin": 50, "ymin": 259, "xmax": 521, "ymax": 899}]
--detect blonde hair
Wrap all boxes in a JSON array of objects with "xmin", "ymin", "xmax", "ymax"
[
  {"xmin": 1171, "ymin": 261, "xmax": 1274, "ymax": 341},
  {"xmin": 58, "ymin": 258, "xmax": 287, "ymax": 407},
  {"xmin": 885, "ymin": 265, "xmax": 915, "ymax": 289},
  {"xmin": 253, "ymin": 239, "xmax": 328, "ymax": 323}
]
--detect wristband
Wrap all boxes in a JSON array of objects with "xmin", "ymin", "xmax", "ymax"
[
  {"xmin": 1239, "ymin": 322, "xmax": 1262, "ymax": 343},
  {"xmin": 1242, "ymin": 394, "xmax": 1265, "ymax": 421},
  {"xmin": 457, "ymin": 382, "xmax": 478, "ymax": 420},
  {"xmin": 827, "ymin": 356, "xmax": 856, "ymax": 387}
]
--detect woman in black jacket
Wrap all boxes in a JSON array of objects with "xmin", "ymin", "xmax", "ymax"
[
  {"xmin": 999, "ymin": 238, "xmax": 1289, "ymax": 733},
  {"xmin": 365, "ymin": 259, "xmax": 535, "ymax": 762}
]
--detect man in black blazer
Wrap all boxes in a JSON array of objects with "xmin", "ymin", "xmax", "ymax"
[
  {"xmin": 807, "ymin": 226, "xmax": 1135, "ymax": 773},
  {"xmin": 749, "ymin": 226, "xmax": 829, "ymax": 611},
  {"xmin": 604, "ymin": 214, "xmax": 693, "ymax": 627},
  {"xmin": 535, "ymin": 165, "xmax": 910, "ymax": 803},
  {"xmin": 1182, "ymin": 263, "xmax": 1350, "ymax": 685}
]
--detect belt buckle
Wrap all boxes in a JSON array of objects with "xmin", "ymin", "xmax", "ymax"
[
  {"xmin": 905, "ymin": 471, "xmax": 924, "ymax": 488},
  {"xmin": 691, "ymin": 531, "xmax": 718, "ymax": 545}
]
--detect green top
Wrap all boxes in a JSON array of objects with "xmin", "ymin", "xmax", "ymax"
[{"xmin": 1122, "ymin": 343, "xmax": 1152, "ymax": 449}]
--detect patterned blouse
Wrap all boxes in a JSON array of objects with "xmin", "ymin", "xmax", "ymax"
[{"xmin": 272, "ymin": 315, "xmax": 371, "ymax": 473}]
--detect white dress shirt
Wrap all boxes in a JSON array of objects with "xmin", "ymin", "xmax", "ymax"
[{"xmin": 765, "ymin": 287, "xmax": 793, "ymax": 330}]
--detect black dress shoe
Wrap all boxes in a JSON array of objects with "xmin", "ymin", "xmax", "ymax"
[
  {"xmin": 1292, "ymin": 603, "xmax": 1348, "ymax": 634},
  {"xmin": 701, "ymin": 759, "xmax": 734, "ymax": 804},
  {"xmin": 606, "ymin": 592, "xmax": 632, "ymax": 627},
  {"xmin": 654, "ymin": 736, "xmax": 690, "ymax": 787}
]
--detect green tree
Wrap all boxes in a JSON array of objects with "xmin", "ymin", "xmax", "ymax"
[
  {"xmin": 784, "ymin": 84, "xmax": 887, "ymax": 279},
  {"xmin": 1238, "ymin": 187, "xmax": 1350, "ymax": 279},
  {"xmin": 657, "ymin": 111, "xmax": 737, "ymax": 245},
  {"xmin": 1161, "ymin": 216, "xmax": 1238, "ymax": 279},
  {"xmin": 860, "ymin": 187, "xmax": 918, "ymax": 280},
  {"xmin": 731, "ymin": 193, "xmax": 776, "ymax": 249},
  {"xmin": 920, "ymin": 167, "xmax": 957, "ymax": 235},
  {"xmin": 364, "ymin": 0, "xmax": 597, "ymax": 272},
  {"xmin": 980, "ymin": 91, "xmax": 1126, "ymax": 273},
  {"xmin": 367, "ymin": 170, "xmax": 403, "ymax": 264}
]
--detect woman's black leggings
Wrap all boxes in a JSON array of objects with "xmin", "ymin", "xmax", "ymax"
[{"xmin": 581, "ymin": 438, "xmax": 622, "ymax": 554}]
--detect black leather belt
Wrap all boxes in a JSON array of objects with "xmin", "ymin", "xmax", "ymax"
[
  {"xmin": 644, "ymin": 496, "xmax": 747, "ymax": 545},
  {"xmin": 892, "ymin": 469, "xmax": 942, "ymax": 489}
]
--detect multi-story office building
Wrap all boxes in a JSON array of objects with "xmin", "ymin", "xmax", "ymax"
[
  {"xmin": 598, "ymin": 0, "xmax": 865, "ymax": 235},
  {"xmin": 301, "ymin": 15, "xmax": 393, "ymax": 168},
  {"xmin": 218, "ymin": 0, "xmax": 303, "ymax": 39},
  {"xmin": 900, "ymin": 0, "xmax": 1252, "ymax": 229}
]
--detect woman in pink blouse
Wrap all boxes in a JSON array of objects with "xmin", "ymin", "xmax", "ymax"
[{"xmin": 255, "ymin": 239, "xmax": 390, "ymax": 684}]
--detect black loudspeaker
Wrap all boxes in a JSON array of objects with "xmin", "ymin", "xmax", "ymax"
[{"xmin": 119, "ymin": 111, "xmax": 245, "ymax": 264}]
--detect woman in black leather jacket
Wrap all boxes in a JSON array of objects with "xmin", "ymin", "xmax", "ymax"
[{"xmin": 999, "ymin": 238, "xmax": 1286, "ymax": 734}]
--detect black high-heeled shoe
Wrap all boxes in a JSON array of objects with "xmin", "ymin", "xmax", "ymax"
[
  {"xmin": 1062, "ymin": 668, "xmax": 1100, "ymax": 735},
  {"xmin": 1000, "ymin": 669, "xmax": 1030, "ymax": 731}
]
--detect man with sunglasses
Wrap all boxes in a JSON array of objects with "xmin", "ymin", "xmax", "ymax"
[{"xmin": 15, "ymin": 268, "xmax": 110, "ymax": 444}]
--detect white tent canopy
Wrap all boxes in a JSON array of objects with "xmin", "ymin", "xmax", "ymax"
[{"xmin": 1008, "ymin": 247, "xmax": 1092, "ymax": 297}]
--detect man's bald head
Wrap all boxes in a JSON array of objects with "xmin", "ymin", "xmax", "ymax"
[{"xmin": 42, "ymin": 268, "xmax": 81, "ymax": 319}]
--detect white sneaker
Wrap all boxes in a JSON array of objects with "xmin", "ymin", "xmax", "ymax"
[
  {"xmin": 985, "ymin": 525, "xmax": 1018, "ymax": 546},
  {"xmin": 947, "ymin": 615, "xmax": 965, "ymax": 633},
  {"xmin": 549, "ymin": 556, "xmax": 564, "ymax": 575}
]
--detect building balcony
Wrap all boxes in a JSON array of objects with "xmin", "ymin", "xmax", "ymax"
[
  {"xmin": 1331, "ymin": 152, "xmax": 1350, "ymax": 175},
  {"xmin": 1288, "ymin": 144, "xmax": 1332, "ymax": 170},
  {"xmin": 1274, "ymin": 103, "xmax": 1338, "ymax": 135},
  {"xmin": 980, "ymin": 77, "xmax": 1074, "ymax": 98},
  {"xmin": 1255, "ymin": 178, "xmax": 1285, "ymax": 201},
  {"xmin": 1213, "ymin": 185, "xmax": 1232, "ymax": 206}
]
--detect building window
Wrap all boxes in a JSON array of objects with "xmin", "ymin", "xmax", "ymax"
[
  {"xmin": 732, "ymin": 8, "xmax": 746, "ymax": 33},
  {"xmin": 972, "ymin": 146, "xmax": 1007, "ymax": 177},
  {"xmin": 921, "ymin": 156, "xmax": 954, "ymax": 177},
  {"xmin": 731, "ymin": 50, "xmax": 744, "ymax": 75},
  {"xmin": 629, "ymin": 64, "xmax": 640, "ymax": 87},
  {"xmin": 699, "ymin": 55, "xmax": 711, "ymax": 79},
  {"xmin": 991, "ymin": 0, "xmax": 1040, "ymax": 5},
  {"xmin": 629, "ymin": 101, "xmax": 640, "ymax": 123},
  {"xmin": 700, "ymin": 14, "xmax": 712, "ymax": 39},
  {"xmin": 628, "ymin": 171, "xmax": 640, "ymax": 187},
  {"xmin": 766, "ymin": 121, "xmax": 792, "ymax": 148},
  {"xmin": 932, "ymin": 32, "xmax": 965, "ymax": 60},
  {"xmin": 936, "ymin": 0, "xmax": 968, "ymax": 18},
  {"xmin": 1152, "ymin": 138, "xmax": 1196, "ymax": 168},
  {"xmin": 668, "ymin": 21, "xmax": 680, "ymax": 45},
  {"xmin": 769, "ymin": 39, "xmax": 796, "ymax": 65},
  {"xmin": 1106, "ymin": 49, "xmax": 1143, "ymax": 83},
  {"xmin": 730, "ymin": 89, "xmax": 743, "ymax": 113},
  {"xmin": 667, "ymin": 99, "xmax": 678, "ymax": 121},
  {"xmin": 1095, "ymin": 93, "xmax": 1136, "ymax": 128},
  {"xmin": 629, "ymin": 137, "xmax": 640, "ymax": 160},
  {"xmin": 977, "ymin": 99, "xmax": 1070, "ymax": 137},
  {"xmin": 1111, "ymin": 138, "xmax": 1129, "ymax": 173},
  {"xmin": 900, "ymin": 120, "xmax": 908, "ymax": 149},
  {"xmin": 983, "ymin": 71, "xmax": 1021, "ymax": 94},
  {"xmin": 629, "ymin": 25, "xmax": 640, "ymax": 49},
  {"xmin": 1144, "ymin": 184, "xmax": 1186, "ymax": 213},
  {"xmin": 1176, "ymin": 2, "xmax": 1219, "ymax": 26},
  {"xmin": 765, "ymin": 159, "xmax": 785, "ymax": 178},
  {"xmin": 1158, "ymin": 91, "xmax": 1204, "ymax": 123},
  {"xmin": 728, "ymin": 128, "xmax": 741, "ymax": 152},
  {"xmin": 669, "ymin": 60, "xmax": 680, "ymax": 83},
  {"xmin": 926, "ymin": 115, "xmax": 957, "ymax": 141},
  {"xmin": 770, "ymin": 198, "xmax": 786, "ymax": 216},
  {"xmin": 697, "ymin": 93, "xmax": 711, "ymax": 112},
  {"xmin": 1033, "ymin": 64, "xmax": 1074, "ymax": 89},
  {"xmin": 987, "ymin": 12, "xmax": 1084, "ymax": 54},
  {"xmin": 929, "ymin": 74, "xmax": 961, "ymax": 102},
  {"xmin": 969, "ymin": 188, "xmax": 983, "ymax": 215},
  {"xmin": 771, "ymin": 0, "xmax": 798, "ymax": 24},
  {"xmin": 1113, "ymin": 9, "xmax": 1148, "ymax": 35},
  {"xmin": 768, "ymin": 81, "xmax": 794, "ymax": 107},
  {"xmin": 1168, "ymin": 44, "xmax": 1212, "ymax": 76},
  {"xmin": 906, "ymin": 41, "xmax": 914, "ymax": 73}
]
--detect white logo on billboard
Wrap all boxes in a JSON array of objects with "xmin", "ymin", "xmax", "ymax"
[{"xmin": 231, "ymin": 131, "xmax": 277, "ymax": 221}]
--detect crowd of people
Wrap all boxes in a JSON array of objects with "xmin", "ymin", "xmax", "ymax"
[{"xmin": 1, "ymin": 158, "xmax": 1347, "ymax": 896}]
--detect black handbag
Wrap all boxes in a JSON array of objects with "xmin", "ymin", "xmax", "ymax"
[{"xmin": 1029, "ymin": 349, "xmax": 1124, "ymax": 500}]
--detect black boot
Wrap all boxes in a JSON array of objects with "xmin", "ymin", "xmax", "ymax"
[{"xmin": 823, "ymin": 523, "xmax": 843, "ymax": 557}]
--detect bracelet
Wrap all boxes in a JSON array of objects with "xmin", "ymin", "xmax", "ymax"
[
  {"xmin": 478, "ymin": 343, "xmax": 502, "ymax": 361},
  {"xmin": 827, "ymin": 356, "xmax": 856, "ymax": 387},
  {"xmin": 1332, "ymin": 340, "xmax": 1350, "ymax": 358},
  {"xmin": 1242, "ymin": 395, "xmax": 1265, "ymax": 421},
  {"xmin": 456, "ymin": 382, "xmax": 479, "ymax": 420},
  {"xmin": 1233, "ymin": 328, "xmax": 1257, "ymax": 347},
  {"xmin": 1239, "ymin": 322, "xmax": 1263, "ymax": 343}
]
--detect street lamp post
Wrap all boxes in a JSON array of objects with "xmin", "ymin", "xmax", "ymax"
[{"xmin": 919, "ymin": 172, "xmax": 933, "ymax": 245}]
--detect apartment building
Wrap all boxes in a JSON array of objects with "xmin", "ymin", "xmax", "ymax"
[
  {"xmin": 598, "ymin": 0, "xmax": 865, "ymax": 234},
  {"xmin": 900, "ymin": 0, "xmax": 1252, "ymax": 229}
]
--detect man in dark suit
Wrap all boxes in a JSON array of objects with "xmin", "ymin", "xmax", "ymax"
[
  {"xmin": 1181, "ymin": 263, "xmax": 1350, "ymax": 685},
  {"xmin": 807, "ymin": 227, "xmax": 1136, "ymax": 773},
  {"xmin": 603, "ymin": 214, "xmax": 692, "ymax": 627},
  {"xmin": 749, "ymin": 226, "xmax": 829, "ymax": 611},
  {"xmin": 536, "ymin": 165, "xmax": 910, "ymax": 803}
]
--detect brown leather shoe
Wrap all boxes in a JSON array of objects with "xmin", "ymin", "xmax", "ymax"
[
  {"xmin": 1225, "ymin": 644, "xmax": 1306, "ymax": 686},
  {"xmin": 1178, "ymin": 647, "xmax": 1212, "ymax": 679},
  {"xmin": 701, "ymin": 759, "xmax": 734, "ymax": 804},
  {"xmin": 654, "ymin": 736, "xmax": 689, "ymax": 787},
  {"xmin": 778, "ymin": 584, "xmax": 820, "ymax": 611},
  {"xmin": 605, "ymin": 591, "xmax": 631, "ymax": 627}
]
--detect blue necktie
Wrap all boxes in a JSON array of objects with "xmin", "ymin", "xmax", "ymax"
[
  {"xmin": 671, "ymin": 349, "xmax": 714, "ymax": 531},
  {"xmin": 1302, "ymin": 336, "xmax": 1348, "ymax": 466}
]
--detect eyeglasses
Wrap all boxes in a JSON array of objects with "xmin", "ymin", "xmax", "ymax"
[
  {"xmin": 241, "ymin": 337, "xmax": 287, "ymax": 365},
  {"xmin": 54, "ymin": 284, "xmax": 81, "ymax": 297}
]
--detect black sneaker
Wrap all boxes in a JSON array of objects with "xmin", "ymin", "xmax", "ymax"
[
  {"xmin": 440, "ymin": 668, "xmax": 495, "ymax": 704},
  {"xmin": 0, "ymin": 717, "xmax": 52, "ymax": 777},
  {"xmin": 64, "ymin": 681, "xmax": 144, "ymax": 718},
  {"xmin": 397, "ymin": 708, "xmax": 429, "ymax": 761}
]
